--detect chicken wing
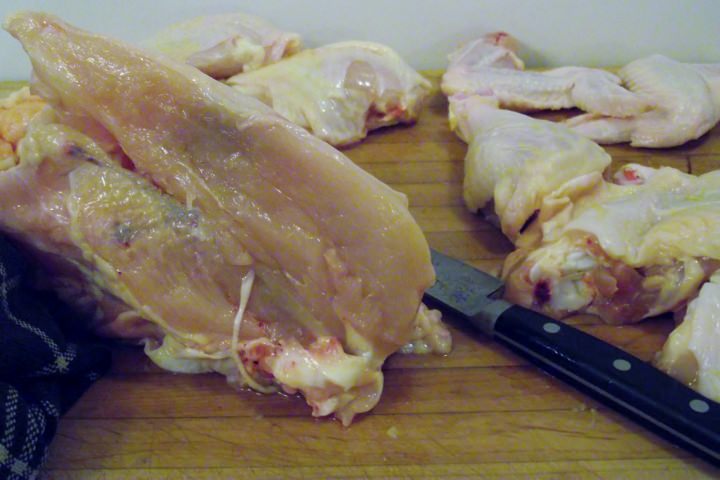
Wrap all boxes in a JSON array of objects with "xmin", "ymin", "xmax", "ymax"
[
  {"xmin": 567, "ymin": 55, "xmax": 720, "ymax": 147},
  {"xmin": 442, "ymin": 32, "xmax": 648, "ymax": 117},
  {"xmin": 226, "ymin": 41, "xmax": 432, "ymax": 146},
  {"xmin": 449, "ymin": 94, "xmax": 611, "ymax": 243}
]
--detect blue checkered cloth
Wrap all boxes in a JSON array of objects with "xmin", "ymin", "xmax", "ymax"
[{"xmin": 0, "ymin": 236, "xmax": 111, "ymax": 480}]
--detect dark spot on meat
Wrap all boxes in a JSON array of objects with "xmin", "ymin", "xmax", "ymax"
[
  {"xmin": 187, "ymin": 210, "xmax": 200, "ymax": 228},
  {"xmin": 65, "ymin": 143, "xmax": 99, "ymax": 165},
  {"xmin": 114, "ymin": 222, "xmax": 134, "ymax": 247},
  {"xmin": 166, "ymin": 205, "xmax": 201, "ymax": 230},
  {"xmin": 519, "ymin": 209, "xmax": 540, "ymax": 234},
  {"xmin": 66, "ymin": 144, "xmax": 84, "ymax": 156},
  {"xmin": 534, "ymin": 279, "xmax": 551, "ymax": 306}
]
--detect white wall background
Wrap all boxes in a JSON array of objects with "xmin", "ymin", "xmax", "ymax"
[{"xmin": 1, "ymin": 0, "xmax": 719, "ymax": 80}]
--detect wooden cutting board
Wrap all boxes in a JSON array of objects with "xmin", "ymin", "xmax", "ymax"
[{"xmin": 9, "ymin": 75, "xmax": 718, "ymax": 478}]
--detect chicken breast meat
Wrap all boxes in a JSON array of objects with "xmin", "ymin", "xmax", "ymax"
[
  {"xmin": 226, "ymin": 41, "xmax": 432, "ymax": 146},
  {"xmin": 2, "ymin": 12, "xmax": 450, "ymax": 425}
]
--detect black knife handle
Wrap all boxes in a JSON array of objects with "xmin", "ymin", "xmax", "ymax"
[{"xmin": 490, "ymin": 303, "xmax": 720, "ymax": 465}]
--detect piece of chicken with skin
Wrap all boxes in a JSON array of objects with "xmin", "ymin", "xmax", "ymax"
[
  {"xmin": 448, "ymin": 94, "xmax": 611, "ymax": 243},
  {"xmin": 226, "ymin": 41, "xmax": 432, "ymax": 146},
  {"xmin": 656, "ymin": 271, "xmax": 720, "ymax": 402},
  {"xmin": 567, "ymin": 55, "xmax": 720, "ymax": 148},
  {"xmin": 143, "ymin": 13, "xmax": 301, "ymax": 78},
  {"xmin": 442, "ymin": 32, "xmax": 648, "ymax": 117},
  {"xmin": 503, "ymin": 164, "xmax": 720, "ymax": 325},
  {"xmin": 0, "ymin": 87, "xmax": 44, "ymax": 169},
  {"xmin": 4, "ymin": 12, "xmax": 450, "ymax": 425}
]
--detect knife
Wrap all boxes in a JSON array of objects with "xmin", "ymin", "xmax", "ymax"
[{"xmin": 424, "ymin": 249, "xmax": 720, "ymax": 466}]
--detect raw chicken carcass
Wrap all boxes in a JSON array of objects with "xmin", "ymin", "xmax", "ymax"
[
  {"xmin": 657, "ymin": 271, "xmax": 720, "ymax": 401},
  {"xmin": 567, "ymin": 55, "xmax": 720, "ymax": 148},
  {"xmin": 442, "ymin": 32, "xmax": 648, "ymax": 117},
  {"xmin": 3, "ymin": 12, "xmax": 450, "ymax": 425},
  {"xmin": 503, "ymin": 164, "xmax": 720, "ymax": 325},
  {"xmin": 143, "ymin": 13, "xmax": 301, "ymax": 78},
  {"xmin": 226, "ymin": 41, "xmax": 432, "ymax": 146},
  {"xmin": 449, "ymin": 94, "xmax": 611, "ymax": 243}
]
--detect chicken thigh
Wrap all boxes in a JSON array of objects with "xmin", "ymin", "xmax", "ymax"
[
  {"xmin": 143, "ymin": 13, "xmax": 301, "ymax": 78},
  {"xmin": 503, "ymin": 165, "xmax": 720, "ymax": 325},
  {"xmin": 3, "ymin": 12, "xmax": 449, "ymax": 425},
  {"xmin": 226, "ymin": 41, "xmax": 432, "ymax": 146}
]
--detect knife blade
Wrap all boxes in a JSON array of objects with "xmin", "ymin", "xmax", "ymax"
[{"xmin": 424, "ymin": 248, "xmax": 720, "ymax": 466}]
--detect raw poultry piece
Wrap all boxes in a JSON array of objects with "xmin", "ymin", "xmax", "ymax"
[
  {"xmin": 448, "ymin": 94, "xmax": 611, "ymax": 243},
  {"xmin": 226, "ymin": 41, "xmax": 432, "ymax": 146},
  {"xmin": 0, "ymin": 86, "xmax": 44, "ymax": 169},
  {"xmin": 143, "ymin": 13, "xmax": 301, "ymax": 78},
  {"xmin": 3, "ymin": 12, "xmax": 450, "ymax": 425},
  {"xmin": 567, "ymin": 55, "xmax": 720, "ymax": 147},
  {"xmin": 657, "ymin": 271, "xmax": 720, "ymax": 401},
  {"xmin": 503, "ymin": 164, "xmax": 720, "ymax": 325},
  {"xmin": 442, "ymin": 32, "xmax": 648, "ymax": 117}
]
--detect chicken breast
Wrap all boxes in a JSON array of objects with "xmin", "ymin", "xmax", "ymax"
[
  {"xmin": 503, "ymin": 165, "xmax": 720, "ymax": 324},
  {"xmin": 449, "ymin": 94, "xmax": 611, "ymax": 243},
  {"xmin": 226, "ymin": 41, "xmax": 432, "ymax": 146},
  {"xmin": 442, "ymin": 32, "xmax": 648, "ymax": 117},
  {"xmin": 567, "ymin": 55, "xmax": 720, "ymax": 148},
  {"xmin": 143, "ymin": 13, "xmax": 301, "ymax": 78},
  {"xmin": 3, "ymin": 12, "xmax": 447, "ymax": 425}
]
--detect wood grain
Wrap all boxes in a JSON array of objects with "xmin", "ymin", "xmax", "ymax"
[
  {"xmin": 39, "ymin": 460, "xmax": 715, "ymax": 480},
  {"xmin": 45, "ymin": 412, "xmax": 692, "ymax": 470},
  {"xmin": 6, "ymin": 74, "xmax": 718, "ymax": 478}
]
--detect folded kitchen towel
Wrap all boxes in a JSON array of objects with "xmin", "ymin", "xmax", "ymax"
[{"xmin": 0, "ymin": 236, "xmax": 111, "ymax": 480}]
